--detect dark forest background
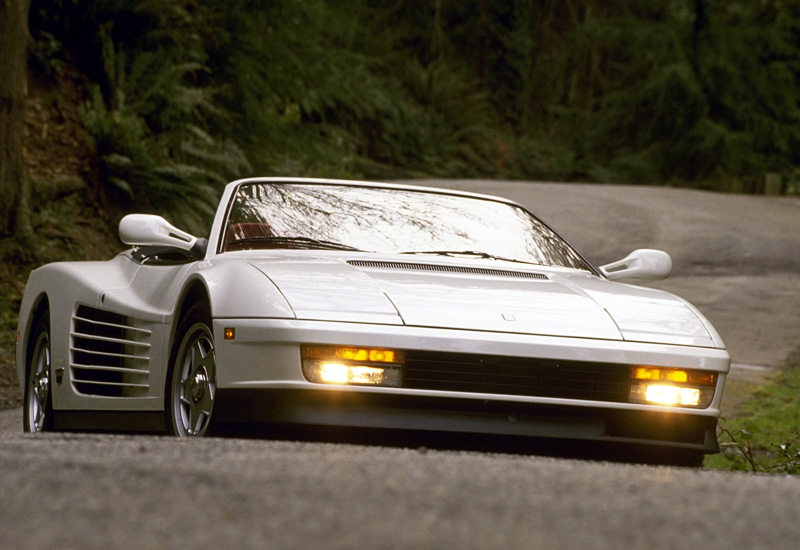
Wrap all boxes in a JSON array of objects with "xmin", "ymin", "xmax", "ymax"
[{"xmin": 9, "ymin": 0, "xmax": 800, "ymax": 232}]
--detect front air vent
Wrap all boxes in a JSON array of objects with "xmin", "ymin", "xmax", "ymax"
[
  {"xmin": 347, "ymin": 260, "xmax": 549, "ymax": 280},
  {"xmin": 70, "ymin": 306, "xmax": 152, "ymax": 397},
  {"xmin": 404, "ymin": 351, "xmax": 631, "ymax": 403}
]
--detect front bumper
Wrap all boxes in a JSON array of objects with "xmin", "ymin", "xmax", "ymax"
[
  {"xmin": 212, "ymin": 318, "xmax": 729, "ymax": 452},
  {"xmin": 215, "ymin": 388, "xmax": 719, "ymax": 452}
]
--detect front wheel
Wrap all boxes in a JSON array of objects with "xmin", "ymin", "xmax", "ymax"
[
  {"xmin": 166, "ymin": 306, "xmax": 217, "ymax": 437},
  {"xmin": 24, "ymin": 314, "xmax": 54, "ymax": 433}
]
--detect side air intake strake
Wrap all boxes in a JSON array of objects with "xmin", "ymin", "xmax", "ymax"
[
  {"xmin": 70, "ymin": 306, "xmax": 152, "ymax": 397},
  {"xmin": 347, "ymin": 260, "xmax": 549, "ymax": 280}
]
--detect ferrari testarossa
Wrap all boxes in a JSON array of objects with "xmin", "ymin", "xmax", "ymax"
[{"xmin": 17, "ymin": 178, "xmax": 729, "ymax": 464}]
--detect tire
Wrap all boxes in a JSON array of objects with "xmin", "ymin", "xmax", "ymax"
[
  {"xmin": 24, "ymin": 313, "xmax": 54, "ymax": 433},
  {"xmin": 165, "ymin": 305, "xmax": 216, "ymax": 437}
]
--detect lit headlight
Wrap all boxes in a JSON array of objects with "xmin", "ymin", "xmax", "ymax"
[
  {"xmin": 629, "ymin": 367, "xmax": 716, "ymax": 408},
  {"xmin": 301, "ymin": 346, "xmax": 404, "ymax": 387}
]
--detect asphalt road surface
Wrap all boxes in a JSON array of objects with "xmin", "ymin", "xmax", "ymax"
[{"xmin": 2, "ymin": 181, "xmax": 799, "ymax": 550}]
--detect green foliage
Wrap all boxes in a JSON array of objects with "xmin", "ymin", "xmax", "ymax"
[
  {"xmin": 786, "ymin": 168, "xmax": 800, "ymax": 195},
  {"xmin": 47, "ymin": 1, "xmax": 251, "ymax": 233},
  {"xmin": 28, "ymin": 0, "xmax": 800, "ymax": 196},
  {"xmin": 29, "ymin": 30, "xmax": 68, "ymax": 77},
  {"xmin": 712, "ymin": 423, "xmax": 800, "ymax": 475},
  {"xmin": 382, "ymin": 58, "xmax": 498, "ymax": 174},
  {"xmin": 705, "ymin": 362, "xmax": 800, "ymax": 474},
  {"xmin": 513, "ymin": 0, "xmax": 800, "ymax": 184},
  {"xmin": 201, "ymin": 0, "xmax": 499, "ymax": 178}
]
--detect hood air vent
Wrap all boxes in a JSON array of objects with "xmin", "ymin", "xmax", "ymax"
[{"xmin": 347, "ymin": 260, "xmax": 549, "ymax": 280}]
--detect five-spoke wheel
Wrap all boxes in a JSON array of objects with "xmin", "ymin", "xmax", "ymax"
[
  {"xmin": 167, "ymin": 306, "xmax": 216, "ymax": 437},
  {"xmin": 24, "ymin": 315, "xmax": 53, "ymax": 433}
]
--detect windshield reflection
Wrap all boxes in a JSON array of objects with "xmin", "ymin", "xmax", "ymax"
[{"xmin": 221, "ymin": 183, "xmax": 592, "ymax": 271}]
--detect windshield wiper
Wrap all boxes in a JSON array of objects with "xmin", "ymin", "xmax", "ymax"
[
  {"xmin": 399, "ymin": 250, "xmax": 538, "ymax": 266},
  {"xmin": 232, "ymin": 236, "xmax": 364, "ymax": 251}
]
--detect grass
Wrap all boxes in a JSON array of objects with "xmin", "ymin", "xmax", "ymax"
[{"xmin": 704, "ymin": 352, "xmax": 800, "ymax": 474}]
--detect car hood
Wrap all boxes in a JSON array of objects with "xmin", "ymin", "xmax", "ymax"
[{"xmin": 247, "ymin": 256, "xmax": 719, "ymax": 348}]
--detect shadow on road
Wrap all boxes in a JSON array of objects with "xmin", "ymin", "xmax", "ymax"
[{"xmin": 216, "ymin": 422, "xmax": 703, "ymax": 467}]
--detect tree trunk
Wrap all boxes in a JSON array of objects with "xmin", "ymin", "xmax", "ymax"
[{"xmin": 0, "ymin": 0, "xmax": 32, "ymax": 236}]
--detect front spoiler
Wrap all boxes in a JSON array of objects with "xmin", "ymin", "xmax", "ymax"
[{"xmin": 215, "ymin": 388, "xmax": 719, "ymax": 454}]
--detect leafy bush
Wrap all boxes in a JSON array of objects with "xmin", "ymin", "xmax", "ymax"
[
  {"xmin": 715, "ymin": 424, "xmax": 800, "ymax": 475},
  {"xmin": 200, "ymin": 0, "xmax": 500, "ymax": 178},
  {"xmin": 62, "ymin": 3, "xmax": 249, "ymax": 233},
  {"xmin": 706, "ymin": 359, "xmax": 800, "ymax": 474}
]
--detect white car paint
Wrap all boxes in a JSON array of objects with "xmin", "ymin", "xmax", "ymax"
[{"xmin": 16, "ymin": 178, "xmax": 730, "ymax": 459}]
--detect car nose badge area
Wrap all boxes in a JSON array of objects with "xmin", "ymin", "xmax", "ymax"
[{"xmin": 190, "ymin": 367, "xmax": 210, "ymax": 404}]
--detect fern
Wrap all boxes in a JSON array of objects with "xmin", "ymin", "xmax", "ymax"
[{"xmin": 81, "ymin": 28, "xmax": 250, "ymax": 234}]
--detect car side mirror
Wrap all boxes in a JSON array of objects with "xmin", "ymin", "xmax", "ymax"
[
  {"xmin": 600, "ymin": 249, "xmax": 672, "ymax": 280},
  {"xmin": 119, "ymin": 214, "xmax": 198, "ymax": 252}
]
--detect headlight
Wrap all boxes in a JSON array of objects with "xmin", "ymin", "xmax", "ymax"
[
  {"xmin": 629, "ymin": 367, "xmax": 716, "ymax": 408},
  {"xmin": 301, "ymin": 345, "xmax": 404, "ymax": 387}
]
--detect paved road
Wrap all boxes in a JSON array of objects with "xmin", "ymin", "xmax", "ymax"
[
  {"xmin": 2, "ymin": 428, "xmax": 798, "ymax": 550},
  {"xmin": 2, "ymin": 181, "xmax": 799, "ymax": 550}
]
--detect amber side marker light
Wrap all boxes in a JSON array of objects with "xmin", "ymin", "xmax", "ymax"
[
  {"xmin": 629, "ymin": 367, "xmax": 716, "ymax": 408},
  {"xmin": 301, "ymin": 345, "xmax": 404, "ymax": 387},
  {"xmin": 224, "ymin": 328, "xmax": 236, "ymax": 340}
]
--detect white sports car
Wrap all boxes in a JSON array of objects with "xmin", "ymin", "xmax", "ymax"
[{"xmin": 17, "ymin": 178, "xmax": 729, "ymax": 464}]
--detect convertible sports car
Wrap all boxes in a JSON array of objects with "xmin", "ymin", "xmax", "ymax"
[{"xmin": 17, "ymin": 178, "xmax": 729, "ymax": 464}]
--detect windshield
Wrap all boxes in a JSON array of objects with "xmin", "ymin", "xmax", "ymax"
[{"xmin": 220, "ymin": 182, "xmax": 593, "ymax": 272}]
